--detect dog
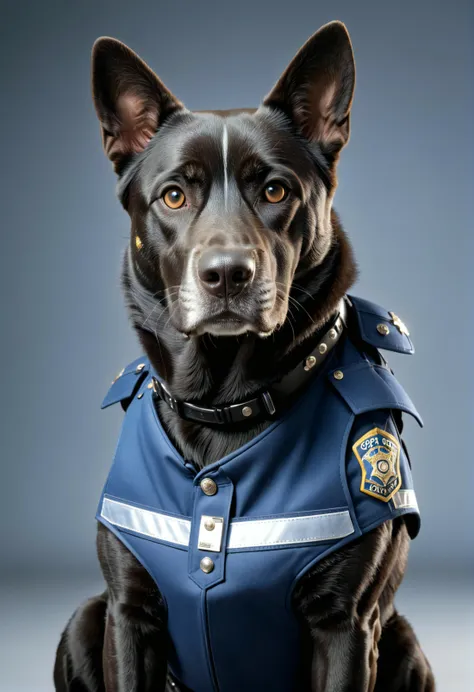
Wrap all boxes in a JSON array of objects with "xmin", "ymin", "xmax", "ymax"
[{"xmin": 54, "ymin": 21, "xmax": 435, "ymax": 692}]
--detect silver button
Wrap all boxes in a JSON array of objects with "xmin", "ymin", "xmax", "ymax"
[
  {"xmin": 377, "ymin": 323, "xmax": 390, "ymax": 336},
  {"xmin": 333, "ymin": 370, "xmax": 344, "ymax": 380},
  {"xmin": 135, "ymin": 363, "xmax": 145, "ymax": 373},
  {"xmin": 318, "ymin": 343, "xmax": 328, "ymax": 354},
  {"xmin": 200, "ymin": 478, "xmax": 217, "ymax": 496},
  {"xmin": 200, "ymin": 557, "xmax": 214, "ymax": 573},
  {"xmin": 328, "ymin": 328, "xmax": 338, "ymax": 340},
  {"xmin": 242, "ymin": 405, "xmax": 253, "ymax": 417},
  {"xmin": 204, "ymin": 518, "xmax": 216, "ymax": 531}
]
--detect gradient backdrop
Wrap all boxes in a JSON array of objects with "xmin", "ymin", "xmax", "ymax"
[{"xmin": 1, "ymin": 1, "xmax": 473, "ymax": 690}]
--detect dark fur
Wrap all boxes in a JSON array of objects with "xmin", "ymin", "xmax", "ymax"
[{"xmin": 54, "ymin": 22, "xmax": 434, "ymax": 691}]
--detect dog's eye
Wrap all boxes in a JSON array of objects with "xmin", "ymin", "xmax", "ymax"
[
  {"xmin": 264, "ymin": 182, "xmax": 287, "ymax": 204},
  {"xmin": 163, "ymin": 187, "xmax": 186, "ymax": 209}
]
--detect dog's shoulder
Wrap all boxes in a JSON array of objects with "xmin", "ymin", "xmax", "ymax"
[
  {"xmin": 347, "ymin": 295, "xmax": 414, "ymax": 355},
  {"xmin": 101, "ymin": 355, "xmax": 151, "ymax": 410}
]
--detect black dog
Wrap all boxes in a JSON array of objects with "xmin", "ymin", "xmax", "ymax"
[{"xmin": 54, "ymin": 21, "xmax": 434, "ymax": 691}]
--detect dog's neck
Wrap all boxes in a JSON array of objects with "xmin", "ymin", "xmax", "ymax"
[
  {"xmin": 127, "ymin": 219, "xmax": 356, "ymax": 467},
  {"xmin": 133, "ymin": 220, "xmax": 357, "ymax": 409}
]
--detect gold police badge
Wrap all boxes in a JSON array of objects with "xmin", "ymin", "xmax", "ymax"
[{"xmin": 353, "ymin": 428, "xmax": 401, "ymax": 502}]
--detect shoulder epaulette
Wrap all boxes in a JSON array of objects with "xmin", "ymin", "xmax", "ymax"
[
  {"xmin": 101, "ymin": 356, "xmax": 150, "ymax": 410},
  {"xmin": 348, "ymin": 295, "xmax": 415, "ymax": 355}
]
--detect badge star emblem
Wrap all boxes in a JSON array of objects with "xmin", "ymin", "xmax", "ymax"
[{"xmin": 389, "ymin": 312, "xmax": 409, "ymax": 336}]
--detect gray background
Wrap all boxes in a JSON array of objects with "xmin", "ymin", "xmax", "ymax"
[{"xmin": 0, "ymin": 0, "xmax": 472, "ymax": 690}]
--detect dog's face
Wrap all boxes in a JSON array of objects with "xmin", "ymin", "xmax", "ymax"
[{"xmin": 92, "ymin": 22, "xmax": 355, "ymax": 339}]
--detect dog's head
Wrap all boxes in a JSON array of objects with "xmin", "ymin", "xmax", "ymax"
[{"xmin": 91, "ymin": 22, "xmax": 356, "ymax": 345}]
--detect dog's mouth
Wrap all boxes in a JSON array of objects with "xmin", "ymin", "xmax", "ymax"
[{"xmin": 188, "ymin": 311, "xmax": 274, "ymax": 338}]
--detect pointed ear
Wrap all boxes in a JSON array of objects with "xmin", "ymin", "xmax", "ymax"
[
  {"xmin": 91, "ymin": 37, "xmax": 185, "ymax": 173},
  {"xmin": 263, "ymin": 21, "xmax": 355, "ymax": 162}
]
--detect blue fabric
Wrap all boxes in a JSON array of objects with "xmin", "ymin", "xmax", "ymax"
[{"xmin": 97, "ymin": 296, "xmax": 421, "ymax": 692}]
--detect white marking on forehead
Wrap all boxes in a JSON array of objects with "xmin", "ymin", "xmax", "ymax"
[{"xmin": 222, "ymin": 123, "xmax": 229, "ymax": 210}]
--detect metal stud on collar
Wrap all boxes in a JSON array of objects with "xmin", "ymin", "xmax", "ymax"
[{"xmin": 304, "ymin": 355, "xmax": 317, "ymax": 371}]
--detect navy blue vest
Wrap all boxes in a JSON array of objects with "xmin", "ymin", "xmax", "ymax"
[{"xmin": 97, "ymin": 295, "xmax": 422, "ymax": 692}]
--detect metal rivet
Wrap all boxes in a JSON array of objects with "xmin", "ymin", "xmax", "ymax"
[
  {"xmin": 329, "ymin": 328, "xmax": 338, "ymax": 340},
  {"xmin": 200, "ymin": 478, "xmax": 217, "ymax": 496},
  {"xmin": 204, "ymin": 518, "xmax": 216, "ymax": 531},
  {"xmin": 318, "ymin": 343, "xmax": 328, "ymax": 354},
  {"xmin": 137, "ymin": 392, "xmax": 144, "ymax": 399},
  {"xmin": 304, "ymin": 355, "xmax": 317, "ymax": 371},
  {"xmin": 242, "ymin": 405, "xmax": 253, "ymax": 417},
  {"xmin": 135, "ymin": 363, "xmax": 145, "ymax": 373},
  {"xmin": 377, "ymin": 323, "xmax": 390, "ymax": 336},
  {"xmin": 200, "ymin": 557, "xmax": 214, "ymax": 573},
  {"xmin": 333, "ymin": 370, "xmax": 344, "ymax": 380},
  {"xmin": 147, "ymin": 382, "xmax": 153, "ymax": 389}
]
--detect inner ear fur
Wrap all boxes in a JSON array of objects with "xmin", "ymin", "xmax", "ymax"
[
  {"xmin": 91, "ymin": 37, "xmax": 185, "ymax": 173},
  {"xmin": 263, "ymin": 21, "xmax": 355, "ymax": 161}
]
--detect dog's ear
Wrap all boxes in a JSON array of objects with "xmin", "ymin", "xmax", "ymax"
[
  {"xmin": 91, "ymin": 37, "xmax": 185, "ymax": 173},
  {"xmin": 263, "ymin": 21, "xmax": 355, "ymax": 162}
]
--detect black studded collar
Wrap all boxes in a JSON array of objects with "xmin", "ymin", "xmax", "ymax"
[{"xmin": 151, "ymin": 301, "xmax": 347, "ymax": 427}]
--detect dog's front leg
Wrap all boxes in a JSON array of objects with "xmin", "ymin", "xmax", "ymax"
[
  {"xmin": 98, "ymin": 524, "xmax": 168, "ymax": 692},
  {"xmin": 294, "ymin": 522, "xmax": 401, "ymax": 692},
  {"xmin": 304, "ymin": 607, "xmax": 380, "ymax": 691},
  {"xmin": 102, "ymin": 599, "xmax": 167, "ymax": 692}
]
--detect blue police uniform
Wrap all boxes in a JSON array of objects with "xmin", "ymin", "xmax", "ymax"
[{"xmin": 97, "ymin": 295, "xmax": 422, "ymax": 692}]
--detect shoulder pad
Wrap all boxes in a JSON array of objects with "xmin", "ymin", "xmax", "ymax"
[
  {"xmin": 101, "ymin": 356, "xmax": 150, "ymax": 409},
  {"xmin": 328, "ymin": 360, "xmax": 423, "ymax": 427},
  {"xmin": 348, "ymin": 295, "xmax": 414, "ymax": 355}
]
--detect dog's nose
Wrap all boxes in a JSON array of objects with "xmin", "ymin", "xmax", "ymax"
[{"xmin": 198, "ymin": 248, "xmax": 256, "ymax": 298}]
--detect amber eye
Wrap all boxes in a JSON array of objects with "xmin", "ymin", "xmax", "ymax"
[
  {"xmin": 264, "ymin": 181, "xmax": 287, "ymax": 204},
  {"xmin": 163, "ymin": 187, "xmax": 186, "ymax": 209}
]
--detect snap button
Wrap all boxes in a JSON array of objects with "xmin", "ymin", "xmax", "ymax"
[
  {"xmin": 242, "ymin": 405, "xmax": 253, "ymax": 417},
  {"xmin": 377, "ymin": 323, "xmax": 390, "ymax": 336},
  {"xmin": 200, "ymin": 478, "xmax": 217, "ymax": 496},
  {"xmin": 333, "ymin": 370, "xmax": 344, "ymax": 380},
  {"xmin": 135, "ymin": 363, "xmax": 145, "ymax": 373},
  {"xmin": 200, "ymin": 557, "xmax": 214, "ymax": 573},
  {"xmin": 318, "ymin": 343, "xmax": 328, "ymax": 354},
  {"xmin": 328, "ymin": 328, "xmax": 338, "ymax": 340},
  {"xmin": 204, "ymin": 518, "xmax": 216, "ymax": 531}
]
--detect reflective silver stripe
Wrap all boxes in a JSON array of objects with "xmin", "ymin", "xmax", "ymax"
[
  {"xmin": 101, "ymin": 497, "xmax": 354, "ymax": 549},
  {"xmin": 228, "ymin": 510, "xmax": 354, "ymax": 549},
  {"xmin": 101, "ymin": 497, "xmax": 191, "ymax": 547},
  {"xmin": 392, "ymin": 489, "xmax": 419, "ymax": 511}
]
